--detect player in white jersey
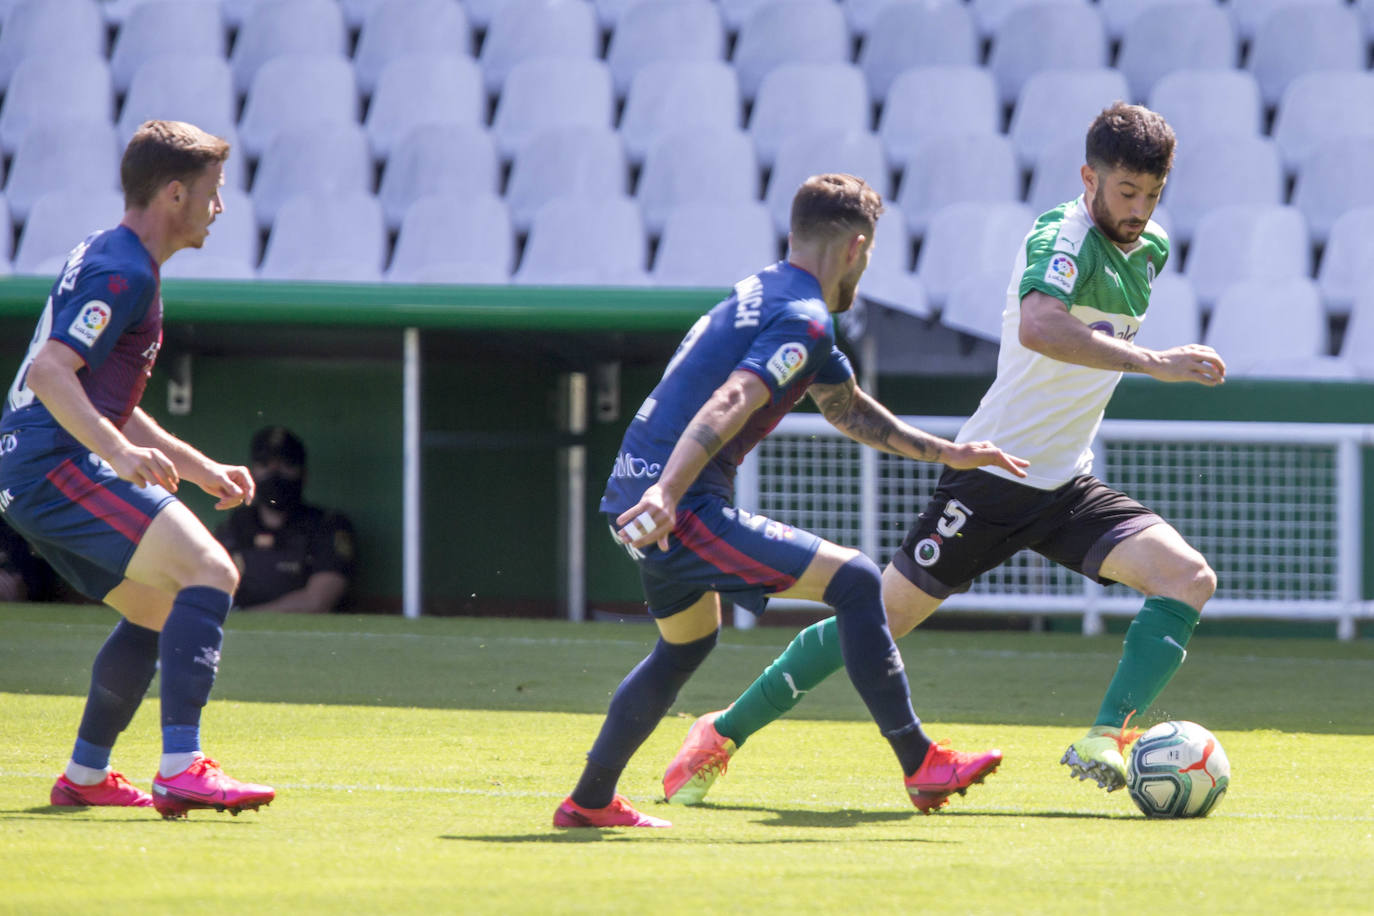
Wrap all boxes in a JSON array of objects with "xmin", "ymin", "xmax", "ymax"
[{"xmin": 663, "ymin": 103, "xmax": 1228, "ymax": 804}]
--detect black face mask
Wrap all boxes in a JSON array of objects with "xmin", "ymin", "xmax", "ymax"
[{"xmin": 257, "ymin": 474, "xmax": 303, "ymax": 512}]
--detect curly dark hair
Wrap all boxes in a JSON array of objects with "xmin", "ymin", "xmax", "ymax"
[{"xmin": 1085, "ymin": 102, "xmax": 1176, "ymax": 178}]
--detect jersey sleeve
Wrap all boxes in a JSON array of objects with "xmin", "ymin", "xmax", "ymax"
[
  {"xmin": 1018, "ymin": 222, "xmax": 1099, "ymax": 307},
  {"xmin": 48, "ymin": 263, "xmax": 154, "ymax": 370},
  {"xmin": 814, "ymin": 344, "xmax": 854, "ymax": 385},
  {"xmin": 735, "ymin": 309, "xmax": 834, "ymax": 402},
  {"xmin": 309, "ymin": 511, "xmax": 358, "ymax": 578}
]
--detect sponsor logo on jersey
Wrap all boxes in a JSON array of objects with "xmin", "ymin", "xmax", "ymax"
[
  {"xmin": 612, "ymin": 451, "xmax": 662, "ymax": 479},
  {"xmin": 765, "ymin": 342, "xmax": 808, "ymax": 386},
  {"xmin": 914, "ymin": 537, "xmax": 941, "ymax": 567},
  {"xmin": 1086, "ymin": 319, "xmax": 1138, "ymax": 342},
  {"xmin": 733, "ymin": 275, "xmax": 763, "ymax": 328},
  {"xmin": 1045, "ymin": 254, "xmax": 1078, "ymax": 295},
  {"xmin": 763, "ymin": 519, "xmax": 795, "ymax": 541},
  {"xmin": 107, "ymin": 274, "xmax": 130, "ymax": 297},
  {"xmin": 68, "ymin": 300, "xmax": 112, "ymax": 346}
]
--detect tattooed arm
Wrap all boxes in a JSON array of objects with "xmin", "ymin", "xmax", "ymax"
[
  {"xmin": 615, "ymin": 370, "xmax": 770, "ymax": 550},
  {"xmin": 809, "ymin": 377, "xmax": 1030, "ymax": 476}
]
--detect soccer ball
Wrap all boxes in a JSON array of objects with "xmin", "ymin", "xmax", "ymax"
[{"xmin": 1126, "ymin": 720, "xmax": 1230, "ymax": 818}]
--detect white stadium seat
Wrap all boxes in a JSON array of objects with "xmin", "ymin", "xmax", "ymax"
[
  {"xmin": 118, "ymin": 56, "xmax": 237, "ymax": 148},
  {"xmin": 1206, "ymin": 277, "xmax": 1349, "ymax": 378},
  {"xmin": 1339, "ymin": 286, "xmax": 1374, "ymax": 378},
  {"xmin": 364, "ymin": 55, "xmax": 484, "ymax": 159},
  {"xmin": 387, "ymin": 192, "xmax": 515, "ymax": 284},
  {"xmin": 1161, "ymin": 133, "xmax": 1282, "ymax": 245},
  {"xmin": 5, "ymin": 118, "xmax": 120, "ymax": 223},
  {"xmin": 1147, "ymin": 70, "xmax": 1262, "ymax": 150},
  {"xmin": 750, "ymin": 63, "xmax": 869, "ymax": 169},
  {"xmin": 765, "ymin": 129, "xmax": 890, "ymax": 235},
  {"xmin": 917, "ymin": 201, "xmax": 1034, "ymax": 309},
  {"xmin": 238, "ymin": 55, "xmax": 359, "ymax": 160},
  {"xmin": 637, "ymin": 127, "xmax": 759, "ymax": 236},
  {"xmin": 1229, "ymin": 0, "xmax": 1346, "ymax": 42},
  {"xmin": 514, "ymin": 195, "xmax": 650, "ymax": 286},
  {"xmin": 1131, "ymin": 273, "xmax": 1200, "ymax": 351},
  {"xmin": 352, "ymin": 0, "xmax": 471, "ymax": 95},
  {"xmin": 260, "ymin": 192, "xmax": 387, "ymax": 283},
  {"xmin": 490, "ymin": 57, "xmax": 613, "ymax": 158},
  {"xmin": 0, "ymin": 55, "xmax": 112, "ymax": 156},
  {"xmin": 879, "ymin": 67, "xmax": 999, "ymax": 169},
  {"xmin": 1184, "ymin": 205, "xmax": 1311, "ymax": 311},
  {"xmin": 1025, "ymin": 135, "xmax": 1086, "ymax": 218},
  {"xmin": 941, "ymin": 267, "xmax": 1013, "ymax": 341},
  {"xmin": 1271, "ymin": 72, "xmax": 1374, "ymax": 175},
  {"xmin": 479, "ymin": 0, "xmax": 598, "ymax": 94},
  {"xmin": 1114, "ymin": 2, "xmax": 1236, "ymax": 102},
  {"xmin": 505, "ymin": 126, "xmax": 628, "ymax": 232},
  {"xmin": 229, "ymin": 0, "xmax": 347, "ymax": 95},
  {"xmin": 651, "ymin": 201, "xmax": 778, "ymax": 288},
  {"xmin": 605, "ymin": 0, "xmax": 725, "ymax": 97},
  {"xmin": 971, "ymin": 0, "xmax": 1085, "ymax": 38},
  {"xmin": 0, "ymin": 0, "xmax": 104, "ymax": 91},
  {"xmin": 251, "ymin": 122, "xmax": 375, "ymax": 231},
  {"xmin": 896, "ymin": 134, "xmax": 1020, "ymax": 236},
  {"xmin": 1292, "ymin": 136, "xmax": 1374, "ymax": 245},
  {"xmin": 378, "ymin": 124, "xmax": 501, "ymax": 230},
  {"xmin": 1246, "ymin": 3, "xmax": 1363, "ymax": 107},
  {"xmin": 858, "ymin": 201, "xmax": 928, "ymax": 317},
  {"xmin": 857, "ymin": 2, "xmax": 979, "ymax": 102},
  {"xmin": 13, "ymin": 188, "xmax": 124, "ymax": 274},
  {"xmin": 1317, "ymin": 208, "xmax": 1374, "ymax": 317},
  {"xmin": 1097, "ymin": 0, "xmax": 1214, "ymax": 41},
  {"xmin": 732, "ymin": 0, "xmax": 850, "ymax": 101},
  {"xmin": 109, "ymin": 0, "xmax": 225, "ymax": 94},
  {"xmin": 619, "ymin": 60, "xmax": 741, "ymax": 164},
  {"xmin": 1008, "ymin": 68, "xmax": 1129, "ymax": 170},
  {"xmin": 987, "ymin": 1, "xmax": 1105, "ymax": 104}
]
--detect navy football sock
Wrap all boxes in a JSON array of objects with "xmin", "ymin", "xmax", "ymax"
[
  {"xmin": 71, "ymin": 619, "xmax": 160, "ymax": 769},
  {"xmin": 158, "ymin": 586, "xmax": 232, "ymax": 754},
  {"xmin": 827, "ymin": 555, "xmax": 931, "ymax": 775},
  {"xmin": 572, "ymin": 630, "xmax": 718, "ymax": 809}
]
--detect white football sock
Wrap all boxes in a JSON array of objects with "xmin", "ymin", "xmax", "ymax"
[
  {"xmin": 64, "ymin": 761, "xmax": 110, "ymax": 786},
  {"xmin": 159, "ymin": 752, "xmax": 201, "ymax": 778}
]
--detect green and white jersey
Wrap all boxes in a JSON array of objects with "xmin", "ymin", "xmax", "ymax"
[{"xmin": 957, "ymin": 196, "xmax": 1169, "ymax": 490}]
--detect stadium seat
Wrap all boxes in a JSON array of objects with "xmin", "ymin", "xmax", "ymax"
[
  {"xmin": 896, "ymin": 133, "xmax": 1020, "ymax": 237},
  {"xmin": 1339, "ymin": 286, "xmax": 1374, "ymax": 378},
  {"xmin": 0, "ymin": 195, "xmax": 14, "ymax": 266},
  {"xmin": 479, "ymin": 0, "xmax": 598, "ymax": 94},
  {"xmin": 857, "ymin": 2, "xmax": 979, "ymax": 102},
  {"xmin": 1316, "ymin": 208, "xmax": 1374, "ymax": 318},
  {"xmin": 651, "ymin": 200, "xmax": 778, "ymax": 287},
  {"xmin": 0, "ymin": 55, "xmax": 113, "ymax": 156},
  {"xmin": 1097, "ymin": 0, "xmax": 1214, "ymax": 41},
  {"xmin": 941, "ymin": 268, "xmax": 1013, "ymax": 341},
  {"xmin": 750, "ymin": 63, "xmax": 869, "ymax": 169},
  {"xmin": 1184, "ymin": 205, "xmax": 1311, "ymax": 311},
  {"xmin": 619, "ymin": 60, "xmax": 741, "ymax": 164},
  {"xmin": 364, "ymin": 55, "xmax": 484, "ymax": 159},
  {"xmin": 857, "ymin": 201, "xmax": 928, "ymax": 317},
  {"xmin": 1146, "ymin": 69, "xmax": 1262, "ymax": 150},
  {"xmin": 353, "ymin": 0, "xmax": 472, "ymax": 95},
  {"xmin": 378, "ymin": 124, "xmax": 500, "ymax": 229},
  {"xmin": 337, "ymin": 0, "xmax": 387, "ymax": 27},
  {"xmin": 13, "ymin": 188, "xmax": 124, "ymax": 274},
  {"xmin": 1293, "ymin": 136, "xmax": 1374, "ymax": 246},
  {"xmin": 970, "ymin": 0, "xmax": 1085, "ymax": 37},
  {"xmin": 159, "ymin": 186, "xmax": 260, "ymax": 280},
  {"xmin": 387, "ymin": 192, "xmax": 515, "ymax": 284},
  {"xmin": 238, "ymin": 55, "xmax": 359, "ymax": 160},
  {"xmin": 102, "ymin": 0, "xmax": 219, "ymax": 24},
  {"xmin": 259, "ymin": 191, "xmax": 387, "ymax": 283},
  {"xmin": 1271, "ymin": 73, "xmax": 1374, "ymax": 175},
  {"xmin": 1008, "ymin": 68, "xmax": 1129, "ymax": 170},
  {"xmin": 229, "ymin": 0, "xmax": 348, "ymax": 96},
  {"xmin": 109, "ymin": 1, "xmax": 226, "ymax": 94},
  {"xmin": 117, "ymin": 55, "xmax": 237, "ymax": 146},
  {"xmin": 505, "ymin": 126, "xmax": 628, "ymax": 232},
  {"xmin": 1025, "ymin": 135, "xmax": 1086, "ymax": 218},
  {"xmin": 1114, "ymin": 2, "xmax": 1236, "ymax": 103},
  {"xmin": 605, "ymin": 0, "xmax": 725, "ymax": 97},
  {"xmin": 1205, "ymin": 277, "xmax": 1348, "ymax": 378},
  {"xmin": 217, "ymin": 0, "xmax": 256, "ymax": 27},
  {"xmin": 986, "ymin": 1, "xmax": 1105, "ymax": 104},
  {"xmin": 490, "ymin": 57, "xmax": 613, "ymax": 158},
  {"xmin": 514, "ymin": 195, "xmax": 650, "ymax": 286},
  {"xmin": 592, "ymin": 0, "xmax": 641, "ymax": 29},
  {"xmin": 637, "ymin": 127, "xmax": 759, "ymax": 236},
  {"xmin": 1229, "ymin": 0, "xmax": 1346, "ymax": 42},
  {"xmin": 917, "ymin": 201, "xmax": 1033, "ymax": 310},
  {"xmin": 878, "ymin": 67, "xmax": 999, "ymax": 169},
  {"xmin": 0, "ymin": 0, "xmax": 104, "ymax": 92},
  {"xmin": 5, "ymin": 118, "xmax": 120, "ymax": 224},
  {"xmin": 251, "ymin": 122, "xmax": 375, "ymax": 231},
  {"xmin": 1246, "ymin": 3, "xmax": 1363, "ymax": 108},
  {"xmin": 716, "ymin": 0, "xmax": 814, "ymax": 31},
  {"xmin": 1131, "ymin": 273, "xmax": 1200, "ymax": 351},
  {"xmin": 765, "ymin": 129, "xmax": 890, "ymax": 235},
  {"xmin": 1161, "ymin": 133, "xmax": 1282, "ymax": 245},
  {"xmin": 732, "ymin": 0, "xmax": 850, "ymax": 102}
]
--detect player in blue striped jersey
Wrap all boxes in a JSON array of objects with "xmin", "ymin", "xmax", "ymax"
[
  {"xmin": 0, "ymin": 121, "xmax": 273, "ymax": 818},
  {"xmin": 555, "ymin": 174, "xmax": 1028, "ymax": 827}
]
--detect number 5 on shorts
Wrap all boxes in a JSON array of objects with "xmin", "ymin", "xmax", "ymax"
[{"xmin": 936, "ymin": 499, "xmax": 971, "ymax": 537}]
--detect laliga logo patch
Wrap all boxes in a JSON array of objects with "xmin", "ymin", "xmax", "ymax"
[
  {"xmin": 914, "ymin": 537, "xmax": 940, "ymax": 567},
  {"xmin": 68, "ymin": 300, "xmax": 112, "ymax": 346},
  {"xmin": 766, "ymin": 342, "xmax": 808, "ymax": 386},
  {"xmin": 1044, "ymin": 253, "xmax": 1078, "ymax": 295}
]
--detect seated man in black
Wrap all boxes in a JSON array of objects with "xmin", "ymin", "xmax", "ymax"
[{"xmin": 214, "ymin": 426, "xmax": 357, "ymax": 613}]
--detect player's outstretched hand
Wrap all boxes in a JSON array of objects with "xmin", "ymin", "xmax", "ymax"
[
  {"xmin": 198, "ymin": 463, "xmax": 255, "ymax": 510},
  {"xmin": 110, "ymin": 445, "xmax": 179, "ymax": 491},
  {"xmin": 616, "ymin": 484, "xmax": 677, "ymax": 552},
  {"xmin": 944, "ymin": 440, "xmax": 1030, "ymax": 478},
  {"xmin": 1150, "ymin": 344, "xmax": 1227, "ymax": 386}
]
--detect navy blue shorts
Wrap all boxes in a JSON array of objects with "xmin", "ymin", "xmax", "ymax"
[
  {"xmin": 0, "ymin": 451, "xmax": 176, "ymax": 600},
  {"xmin": 609, "ymin": 491, "xmax": 823, "ymax": 618}
]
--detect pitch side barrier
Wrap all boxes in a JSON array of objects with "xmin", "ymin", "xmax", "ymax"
[{"xmin": 736, "ymin": 415, "xmax": 1374, "ymax": 640}]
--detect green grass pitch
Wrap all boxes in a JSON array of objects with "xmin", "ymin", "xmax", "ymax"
[{"xmin": 2, "ymin": 604, "xmax": 1372, "ymax": 915}]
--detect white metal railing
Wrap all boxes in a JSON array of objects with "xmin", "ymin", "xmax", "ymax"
[{"xmin": 735, "ymin": 416, "xmax": 1374, "ymax": 640}]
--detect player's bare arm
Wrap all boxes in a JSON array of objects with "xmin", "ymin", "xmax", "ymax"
[
  {"xmin": 1019, "ymin": 291, "xmax": 1226, "ymax": 385},
  {"xmin": 809, "ymin": 378, "xmax": 1030, "ymax": 477},
  {"xmin": 617, "ymin": 370, "xmax": 770, "ymax": 551},
  {"xmin": 23, "ymin": 340, "xmax": 179, "ymax": 491},
  {"xmin": 123, "ymin": 408, "xmax": 253, "ymax": 509}
]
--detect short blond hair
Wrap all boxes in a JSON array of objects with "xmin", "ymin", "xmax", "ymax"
[
  {"xmin": 121, "ymin": 120, "xmax": 230, "ymax": 209},
  {"xmin": 789, "ymin": 173, "xmax": 884, "ymax": 242}
]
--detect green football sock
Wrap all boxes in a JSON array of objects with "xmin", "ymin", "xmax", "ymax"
[
  {"xmin": 1093, "ymin": 595, "xmax": 1201, "ymax": 728},
  {"xmin": 714, "ymin": 617, "xmax": 844, "ymax": 747}
]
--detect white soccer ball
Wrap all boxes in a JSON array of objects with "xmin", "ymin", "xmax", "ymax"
[{"xmin": 1126, "ymin": 720, "xmax": 1230, "ymax": 818}]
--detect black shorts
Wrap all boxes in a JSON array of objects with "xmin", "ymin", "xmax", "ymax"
[{"xmin": 891, "ymin": 468, "xmax": 1164, "ymax": 599}]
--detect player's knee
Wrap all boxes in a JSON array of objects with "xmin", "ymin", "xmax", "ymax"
[
  {"xmin": 823, "ymin": 552, "xmax": 882, "ymax": 615},
  {"xmin": 198, "ymin": 551, "xmax": 239, "ymax": 596},
  {"xmin": 1190, "ymin": 558, "xmax": 1217, "ymax": 609},
  {"xmin": 1162, "ymin": 551, "xmax": 1215, "ymax": 610},
  {"xmin": 659, "ymin": 628, "xmax": 718, "ymax": 672}
]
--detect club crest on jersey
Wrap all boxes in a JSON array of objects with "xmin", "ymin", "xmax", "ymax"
[
  {"xmin": 766, "ymin": 342, "xmax": 808, "ymax": 386},
  {"xmin": 68, "ymin": 300, "xmax": 111, "ymax": 346},
  {"xmin": 1045, "ymin": 254, "xmax": 1077, "ymax": 294}
]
